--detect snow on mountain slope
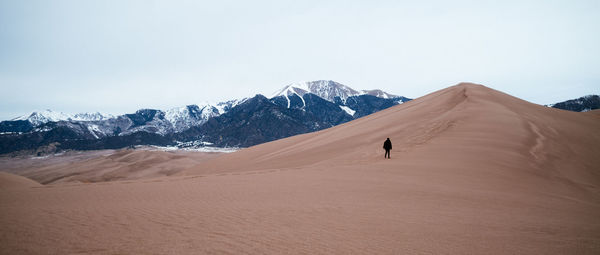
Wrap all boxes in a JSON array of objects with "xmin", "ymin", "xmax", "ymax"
[
  {"xmin": 87, "ymin": 124, "xmax": 102, "ymax": 139},
  {"xmin": 165, "ymin": 104, "xmax": 220, "ymax": 132},
  {"xmin": 272, "ymin": 85, "xmax": 308, "ymax": 108},
  {"xmin": 164, "ymin": 99, "xmax": 249, "ymax": 132},
  {"xmin": 12, "ymin": 110, "xmax": 113, "ymax": 126},
  {"xmin": 361, "ymin": 89, "xmax": 398, "ymax": 99},
  {"xmin": 72, "ymin": 112, "xmax": 114, "ymax": 121},
  {"xmin": 271, "ymin": 80, "xmax": 400, "ymax": 107},
  {"xmin": 272, "ymin": 80, "xmax": 362, "ymax": 104},
  {"xmin": 7, "ymin": 98, "xmax": 248, "ymax": 135},
  {"xmin": 339, "ymin": 105, "xmax": 356, "ymax": 116},
  {"xmin": 215, "ymin": 98, "xmax": 248, "ymax": 114},
  {"xmin": 13, "ymin": 110, "xmax": 72, "ymax": 126}
]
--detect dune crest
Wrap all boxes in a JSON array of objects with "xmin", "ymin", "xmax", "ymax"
[{"xmin": 0, "ymin": 172, "xmax": 41, "ymax": 189}]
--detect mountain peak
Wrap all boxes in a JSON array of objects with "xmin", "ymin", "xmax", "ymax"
[
  {"xmin": 548, "ymin": 94, "xmax": 600, "ymax": 112},
  {"xmin": 360, "ymin": 89, "xmax": 398, "ymax": 99},
  {"xmin": 72, "ymin": 112, "xmax": 114, "ymax": 121},
  {"xmin": 12, "ymin": 109, "xmax": 113, "ymax": 126},
  {"xmin": 271, "ymin": 80, "xmax": 400, "ymax": 106},
  {"xmin": 13, "ymin": 109, "xmax": 72, "ymax": 126},
  {"xmin": 272, "ymin": 80, "xmax": 360, "ymax": 102}
]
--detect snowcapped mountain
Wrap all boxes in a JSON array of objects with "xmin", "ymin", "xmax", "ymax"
[
  {"xmin": 548, "ymin": 95, "xmax": 599, "ymax": 112},
  {"xmin": 9, "ymin": 79, "xmax": 395, "ymax": 131},
  {"xmin": 271, "ymin": 80, "xmax": 403, "ymax": 107},
  {"xmin": 164, "ymin": 99, "xmax": 248, "ymax": 132},
  {"xmin": 361, "ymin": 89, "xmax": 399, "ymax": 99},
  {"xmin": 72, "ymin": 112, "xmax": 114, "ymax": 121},
  {"xmin": 13, "ymin": 110, "xmax": 113, "ymax": 126},
  {"xmin": 165, "ymin": 104, "xmax": 220, "ymax": 133},
  {"xmin": 8, "ymin": 98, "xmax": 249, "ymax": 133},
  {"xmin": 215, "ymin": 98, "xmax": 247, "ymax": 114},
  {"xmin": 13, "ymin": 110, "xmax": 72, "ymax": 126},
  {"xmin": 272, "ymin": 80, "xmax": 362, "ymax": 106}
]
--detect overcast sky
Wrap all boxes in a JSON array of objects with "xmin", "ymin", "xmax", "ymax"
[{"xmin": 1, "ymin": 0, "xmax": 598, "ymax": 120}]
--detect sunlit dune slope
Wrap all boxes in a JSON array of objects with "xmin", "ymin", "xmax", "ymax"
[
  {"xmin": 187, "ymin": 83, "xmax": 600, "ymax": 194},
  {"xmin": 0, "ymin": 172, "xmax": 41, "ymax": 189},
  {"xmin": 1, "ymin": 149, "xmax": 222, "ymax": 184}
]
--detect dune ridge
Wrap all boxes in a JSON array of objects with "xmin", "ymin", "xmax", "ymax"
[
  {"xmin": 1, "ymin": 83, "xmax": 599, "ymax": 254},
  {"xmin": 186, "ymin": 83, "xmax": 599, "ymax": 187},
  {"xmin": 0, "ymin": 172, "xmax": 40, "ymax": 189}
]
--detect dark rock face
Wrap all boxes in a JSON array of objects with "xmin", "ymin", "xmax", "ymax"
[
  {"xmin": 0, "ymin": 124, "xmax": 82, "ymax": 154},
  {"xmin": 186, "ymin": 105, "xmax": 202, "ymax": 116},
  {"xmin": 0, "ymin": 128, "xmax": 173, "ymax": 154},
  {"xmin": 126, "ymin": 109, "xmax": 160, "ymax": 127},
  {"xmin": 179, "ymin": 95, "xmax": 336, "ymax": 147},
  {"xmin": 551, "ymin": 95, "xmax": 600, "ymax": 112},
  {"xmin": 0, "ymin": 120, "xmax": 33, "ymax": 133},
  {"xmin": 343, "ymin": 95, "xmax": 409, "ymax": 118},
  {"xmin": 301, "ymin": 93, "xmax": 354, "ymax": 125},
  {"xmin": 270, "ymin": 93, "xmax": 354, "ymax": 125}
]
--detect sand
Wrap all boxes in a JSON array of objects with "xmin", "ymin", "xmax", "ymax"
[
  {"xmin": 0, "ymin": 149, "xmax": 223, "ymax": 184},
  {"xmin": 1, "ymin": 83, "xmax": 599, "ymax": 254},
  {"xmin": 0, "ymin": 172, "xmax": 41, "ymax": 190}
]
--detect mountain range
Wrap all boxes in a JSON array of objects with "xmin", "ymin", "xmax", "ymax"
[
  {"xmin": 547, "ymin": 95, "xmax": 600, "ymax": 112},
  {"xmin": 1, "ymin": 80, "xmax": 596, "ymax": 155},
  {"xmin": 0, "ymin": 80, "xmax": 410, "ymax": 154}
]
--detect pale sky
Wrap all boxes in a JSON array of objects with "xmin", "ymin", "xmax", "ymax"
[{"xmin": 1, "ymin": 0, "xmax": 598, "ymax": 120}]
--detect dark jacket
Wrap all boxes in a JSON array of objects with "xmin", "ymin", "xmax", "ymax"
[{"xmin": 383, "ymin": 139, "xmax": 392, "ymax": 150}]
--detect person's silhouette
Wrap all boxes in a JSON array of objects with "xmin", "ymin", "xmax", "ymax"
[{"xmin": 383, "ymin": 138, "xmax": 392, "ymax": 159}]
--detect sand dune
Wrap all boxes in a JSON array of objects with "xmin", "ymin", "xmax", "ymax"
[
  {"xmin": 0, "ymin": 172, "xmax": 40, "ymax": 190},
  {"xmin": 0, "ymin": 149, "xmax": 222, "ymax": 184},
  {"xmin": 185, "ymin": 83, "xmax": 600, "ymax": 179},
  {"xmin": 1, "ymin": 83, "xmax": 599, "ymax": 254}
]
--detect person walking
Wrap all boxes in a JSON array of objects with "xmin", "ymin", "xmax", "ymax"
[{"xmin": 383, "ymin": 138, "xmax": 392, "ymax": 159}]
